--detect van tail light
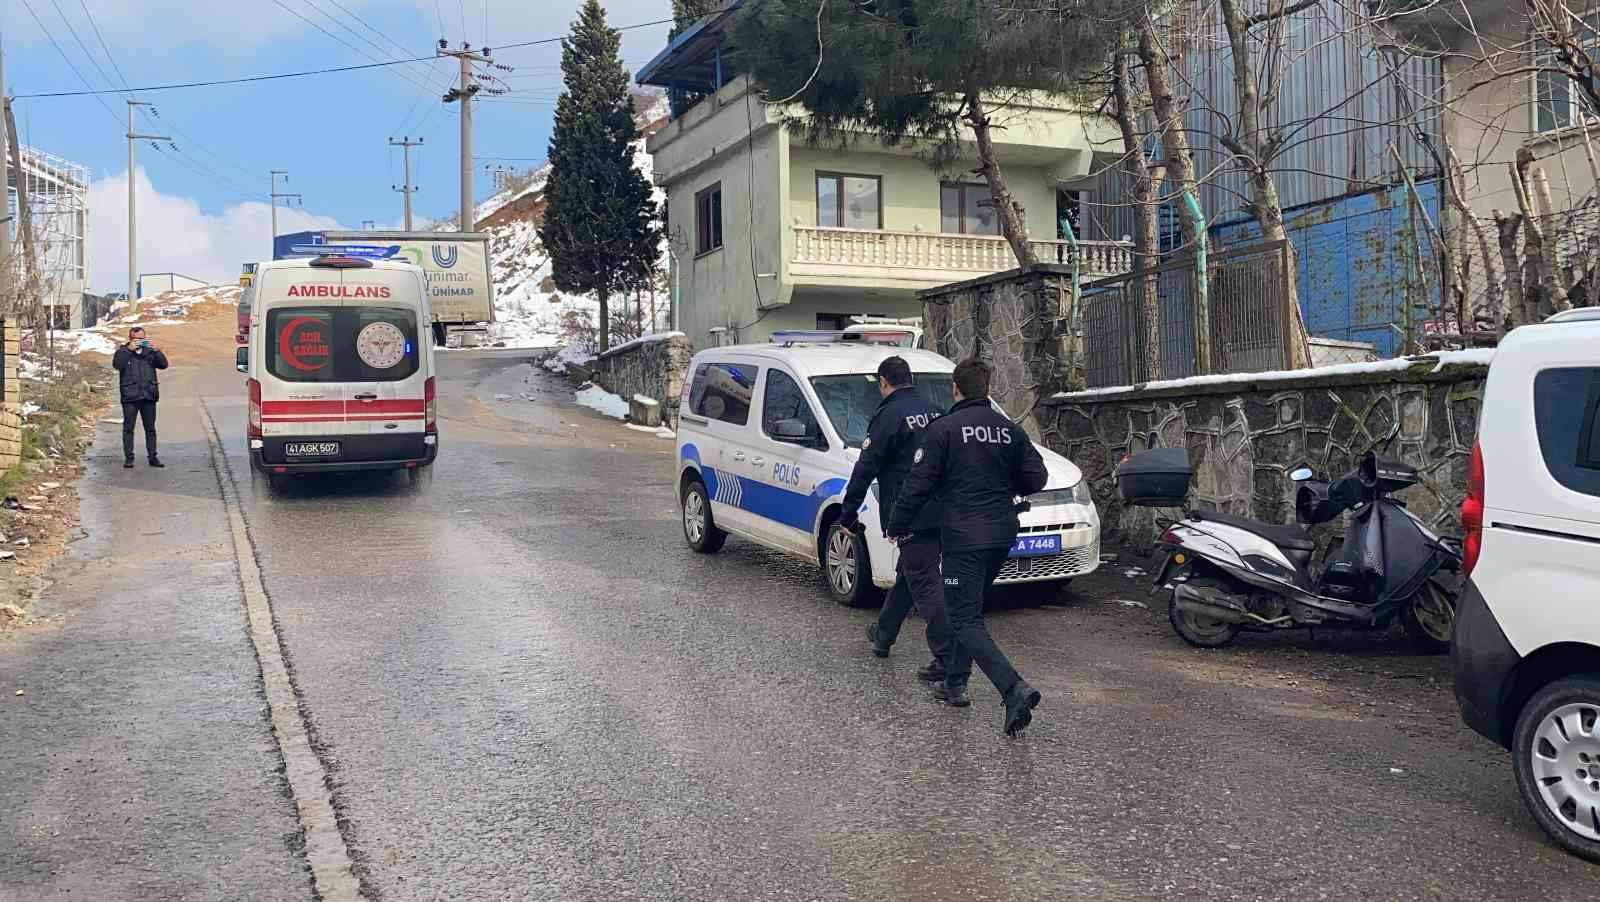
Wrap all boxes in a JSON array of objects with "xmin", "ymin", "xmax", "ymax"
[
  {"xmin": 424, "ymin": 377, "xmax": 437, "ymax": 433},
  {"xmin": 1461, "ymin": 439, "xmax": 1485, "ymax": 577},
  {"xmin": 247, "ymin": 378, "xmax": 263, "ymax": 438}
]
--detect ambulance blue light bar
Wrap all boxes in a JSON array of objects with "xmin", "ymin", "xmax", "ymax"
[{"xmin": 286, "ymin": 244, "xmax": 400, "ymax": 259}]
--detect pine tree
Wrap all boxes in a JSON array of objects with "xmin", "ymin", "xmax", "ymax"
[
  {"xmin": 671, "ymin": 0, "xmax": 720, "ymax": 37},
  {"xmin": 540, "ymin": 0, "xmax": 662, "ymax": 351},
  {"xmin": 730, "ymin": 0, "xmax": 1136, "ymax": 268}
]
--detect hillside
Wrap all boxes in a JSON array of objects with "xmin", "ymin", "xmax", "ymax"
[{"xmin": 479, "ymin": 88, "xmax": 671, "ymax": 350}]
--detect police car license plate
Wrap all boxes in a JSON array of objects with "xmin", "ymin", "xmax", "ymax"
[
  {"xmin": 1010, "ymin": 534, "xmax": 1061, "ymax": 557},
  {"xmin": 284, "ymin": 441, "xmax": 340, "ymax": 458}
]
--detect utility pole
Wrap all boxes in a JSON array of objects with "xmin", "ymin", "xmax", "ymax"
[
  {"xmin": 269, "ymin": 170, "xmax": 301, "ymax": 253},
  {"xmin": 389, "ymin": 136, "xmax": 423, "ymax": 230},
  {"xmin": 0, "ymin": 42, "xmax": 12, "ymax": 289},
  {"xmin": 127, "ymin": 100, "xmax": 169, "ymax": 306},
  {"xmin": 438, "ymin": 41, "xmax": 490, "ymax": 232}
]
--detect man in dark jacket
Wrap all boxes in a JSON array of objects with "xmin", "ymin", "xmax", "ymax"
[
  {"xmin": 111, "ymin": 327, "xmax": 168, "ymax": 468},
  {"xmin": 887, "ymin": 358, "xmax": 1049, "ymax": 736},
  {"xmin": 836, "ymin": 356, "xmax": 946, "ymax": 675}
]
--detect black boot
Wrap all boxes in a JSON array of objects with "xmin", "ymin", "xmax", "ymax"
[
  {"xmin": 865, "ymin": 624, "xmax": 890, "ymax": 658},
  {"xmin": 932, "ymin": 681, "xmax": 970, "ymax": 707},
  {"xmin": 148, "ymin": 458, "xmax": 166, "ymax": 468},
  {"xmin": 1003, "ymin": 681, "xmax": 1042, "ymax": 736},
  {"xmin": 916, "ymin": 661, "xmax": 945, "ymax": 683},
  {"xmin": 123, "ymin": 458, "xmax": 134, "ymax": 469}
]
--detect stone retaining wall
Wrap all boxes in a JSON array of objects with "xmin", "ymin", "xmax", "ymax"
[
  {"xmin": 0, "ymin": 321, "xmax": 21, "ymax": 472},
  {"xmin": 1037, "ymin": 353, "xmax": 1491, "ymax": 549},
  {"xmin": 573, "ymin": 332, "xmax": 692, "ymax": 426},
  {"xmin": 921, "ymin": 266, "xmax": 1075, "ymax": 439}
]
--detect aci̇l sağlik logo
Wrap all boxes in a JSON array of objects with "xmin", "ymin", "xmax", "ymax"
[{"xmin": 396, "ymin": 245, "xmax": 459, "ymax": 269}]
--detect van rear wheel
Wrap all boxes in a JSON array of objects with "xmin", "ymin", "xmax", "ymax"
[{"xmin": 1512, "ymin": 676, "xmax": 1600, "ymax": 864}]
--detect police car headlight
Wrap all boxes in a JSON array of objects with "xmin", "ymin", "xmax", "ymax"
[{"xmin": 1032, "ymin": 481, "xmax": 1092, "ymax": 507}]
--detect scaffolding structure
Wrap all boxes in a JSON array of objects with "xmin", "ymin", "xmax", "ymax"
[{"xmin": 6, "ymin": 144, "xmax": 89, "ymax": 329}]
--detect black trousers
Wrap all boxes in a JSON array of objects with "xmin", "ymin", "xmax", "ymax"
[
  {"xmin": 942, "ymin": 546, "xmax": 1021, "ymax": 697},
  {"xmin": 873, "ymin": 532, "xmax": 949, "ymax": 663},
  {"xmin": 122, "ymin": 401, "xmax": 158, "ymax": 461}
]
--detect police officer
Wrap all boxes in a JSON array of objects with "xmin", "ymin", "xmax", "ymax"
[
  {"xmin": 887, "ymin": 358, "xmax": 1048, "ymax": 736},
  {"xmin": 836, "ymin": 356, "xmax": 948, "ymax": 678}
]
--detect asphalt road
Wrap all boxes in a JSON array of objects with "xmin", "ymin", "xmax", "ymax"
[{"xmin": 5, "ymin": 350, "xmax": 1597, "ymax": 901}]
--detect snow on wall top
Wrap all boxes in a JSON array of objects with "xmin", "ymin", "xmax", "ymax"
[{"xmin": 1052, "ymin": 349, "xmax": 1496, "ymax": 401}]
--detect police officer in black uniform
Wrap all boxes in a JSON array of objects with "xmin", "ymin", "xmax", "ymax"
[
  {"xmin": 888, "ymin": 358, "xmax": 1048, "ymax": 736},
  {"xmin": 836, "ymin": 356, "xmax": 948, "ymax": 677}
]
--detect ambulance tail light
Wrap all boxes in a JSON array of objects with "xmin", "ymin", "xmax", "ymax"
[
  {"xmin": 247, "ymin": 378, "xmax": 262, "ymax": 437},
  {"xmin": 424, "ymin": 377, "xmax": 437, "ymax": 433}
]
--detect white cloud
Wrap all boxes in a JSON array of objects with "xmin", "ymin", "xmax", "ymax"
[{"xmin": 88, "ymin": 167, "xmax": 345, "ymax": 294}]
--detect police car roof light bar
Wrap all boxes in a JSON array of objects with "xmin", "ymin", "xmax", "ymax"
[{"xmin": 769, "ymin": 328, "xmax": 916, "ymax": 347}]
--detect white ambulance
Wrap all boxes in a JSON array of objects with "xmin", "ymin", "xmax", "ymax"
[{"xmin": 235, "ymin": 253, "xmax": 437, "ymax": 488}]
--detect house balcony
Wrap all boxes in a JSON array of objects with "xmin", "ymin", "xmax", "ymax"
[{"xmin": 789, "ymin": 226, "xmax": 1132, "ymax": 291}]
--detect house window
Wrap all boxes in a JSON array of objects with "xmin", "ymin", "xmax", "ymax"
[
  {"xmin": 1534, "ymin": 16, "xmax": 1600, "ymax": 132},
  {"xmin": 940, "ymin": 182, "xmax": 999, "ymax": 235},
  {"xmin": 695, "ymin": 183, "xmax": 723, "ymax": 256},
  {"xmin": 816, "ymin": 313, "xmax": 849, "ymax": 330},
  {"xmin": 816, "ymin": 173, "xmax": 881, "ymax": 229}
]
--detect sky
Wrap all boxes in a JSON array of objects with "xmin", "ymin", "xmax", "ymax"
[{"xmin": 4, "ymin": 0, "xmax": 673, "ymax": 293}]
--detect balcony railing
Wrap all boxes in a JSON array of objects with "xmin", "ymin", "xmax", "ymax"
[{"xmin": 792, "ymin": 226, "xmax": 1133, "ymax": 280}]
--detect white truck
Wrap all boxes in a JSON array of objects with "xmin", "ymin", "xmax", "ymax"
[{"xmin": 273, "ymin": 230, "xmax": 495, "ymax": 347}]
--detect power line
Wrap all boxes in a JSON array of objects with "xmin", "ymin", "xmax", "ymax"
[
  {"xmin": 16, "ymin": 0, "xmax": 123, "ymax": 126},
  {"xmin": 77, "ymin": 0, "xmax": 134, "ymax": 92},
  {"xmin": 15, "ymin": 18, "xmax": 675, "ymax": 99},
  {"xmin": 47, "ymin": 0, "xmax": 122, "ymax": 99},
  {"xmin": 270, "ymin": 0, "xmax": 438, "ymax": 97}
]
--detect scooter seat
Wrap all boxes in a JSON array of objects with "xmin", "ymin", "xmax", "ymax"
[{"xmin": 1193, "ymin": 510, "xmax": 1317, "ymax": 551}]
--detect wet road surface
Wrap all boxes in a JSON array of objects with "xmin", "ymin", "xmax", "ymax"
[{"xmin": 4, "ymin": 351, "xmax": 1596, "ymax": 900}]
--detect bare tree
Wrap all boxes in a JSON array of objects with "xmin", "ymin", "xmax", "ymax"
[{"xmin": 1110, "ymin": 51, "xmax": 1166, "ymax": 378}]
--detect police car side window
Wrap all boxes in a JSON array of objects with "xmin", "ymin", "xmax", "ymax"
[
  {"xmin": 690, "ymin": 362, "xmax": 757, "ymax": 426},
  {"xmin": 1533, "ymin": 367, "xmax": 1600, "ymax": 497},
  {"xmin": 762, "ymin": 369, "xmax": 824, "ymax": 445}
]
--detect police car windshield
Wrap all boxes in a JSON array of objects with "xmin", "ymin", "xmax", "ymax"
[{"xmin": 810, "ymin": 373, "xmax": 954, "ymax": 448}]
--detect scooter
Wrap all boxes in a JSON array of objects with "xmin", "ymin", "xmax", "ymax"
[{"xmin": 1116, "ymin": 446, "xmax": 1461, "ymax": 652}]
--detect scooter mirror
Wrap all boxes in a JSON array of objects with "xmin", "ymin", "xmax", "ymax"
[{"xmin": 1289, "ymin": 467, "xmax": 1315, "ymax": 482}]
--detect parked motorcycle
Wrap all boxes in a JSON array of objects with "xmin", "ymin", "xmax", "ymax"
[{"xmin": 1116, "ymin": 445, "xmax": 1461, "ymax": 652}]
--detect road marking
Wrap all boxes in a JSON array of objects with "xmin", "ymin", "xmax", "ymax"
[{"xmin": 199, "ymin": 399, "xmax": 364, "ymax": 901}]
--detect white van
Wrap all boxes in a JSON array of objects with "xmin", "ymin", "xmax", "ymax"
[
  {"xmin": 1453, "ymin": 308, "xmax": 1600, "ymax": 864},
  {"xmin": 675, "ymin": 334, "xmax": 1100, "ymax": 606},
  {"xmin": 235, "ymin": 254, "xmax": 437, "ymax": 487}
]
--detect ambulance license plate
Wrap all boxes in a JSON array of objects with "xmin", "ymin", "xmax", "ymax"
[
  {"xmin": 1010, "ymin": 534, "xmax": 1061, "ymax": 557},
  {"xmin": 284, "ymin": 442, "xmax": 340, "ymax": 458}
]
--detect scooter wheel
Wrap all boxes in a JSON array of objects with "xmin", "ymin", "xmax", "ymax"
[
  {"xmin": 1400, "ymin": 578, "xmax": 1455, "ymax": 654},
  {"xmin": 1168, "ymin": 581, "xmax": 1242, "ymax": 648}
]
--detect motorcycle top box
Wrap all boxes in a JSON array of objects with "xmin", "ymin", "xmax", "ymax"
[{"xmin": 1115, "ymin": 447, "xmax": 1193, "ymax": 507}]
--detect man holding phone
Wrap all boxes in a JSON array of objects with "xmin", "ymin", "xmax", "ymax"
[{"xmin": 111, "ymin": 327, "xmax": 168, "ymax": 468}]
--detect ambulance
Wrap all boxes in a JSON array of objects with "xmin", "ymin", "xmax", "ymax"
[{"xmin": 235, "ymin": 252, "xmax": 437, "ymax": 488}]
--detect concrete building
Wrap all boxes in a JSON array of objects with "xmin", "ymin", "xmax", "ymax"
[
  {"xmin": 5, "ymin": 145, "xmax": 91, "ymax": 329},
  {"xmin": 634, "ymin": 1, "xmax": 1133, "ymax": 349}
]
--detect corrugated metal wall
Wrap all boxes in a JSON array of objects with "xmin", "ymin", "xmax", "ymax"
[
  {"xmin": 1086, "ymin": 1, "xmax": 1444, "ymax": 358},
  {"xmin": 1091, "ymin": 2, "xmax": 1443, "ymax": 238},
  {"xmin": 1212, "ymin": 181, "xmax": 1442, "ymax": 356}
]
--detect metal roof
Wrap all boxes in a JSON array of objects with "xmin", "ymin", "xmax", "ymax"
[{"xmin": 634, "ymin": 0, "xmax": 744, "ymax": 92}]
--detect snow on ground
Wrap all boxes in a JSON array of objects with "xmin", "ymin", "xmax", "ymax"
[
  {"xmin": 53, "ymin": 330, "xmax": 120, "ymax": 357},
  {"xmin": 626, "ymin": 423, "xmax": 676, "ymax": 439},
  {"xmin": 574, "ymin": 384, "xmax": 630, "ymax": 420}
]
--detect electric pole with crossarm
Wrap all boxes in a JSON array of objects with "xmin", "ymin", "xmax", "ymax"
[
  {"xmin": 389, "ymin": 137, "xmax": 423, "ymax": 231},
  {"xmin": 438, "ymin": 41, "xmax": 490, "ymax": 233}
]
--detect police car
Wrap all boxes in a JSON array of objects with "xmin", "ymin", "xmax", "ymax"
[{"xmin": 676, "ymin": 330, "xmax": 1100, "ymax": 605}]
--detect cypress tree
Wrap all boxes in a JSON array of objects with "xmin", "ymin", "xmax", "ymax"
[{"xmin": 540, "ymin": 0, "xmax": 662, "ymax": 351}]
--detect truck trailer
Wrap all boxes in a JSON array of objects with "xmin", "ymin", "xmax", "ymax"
[{"xmin": 273, "ymin": 230, "xmax": 495, "ymax": 346}]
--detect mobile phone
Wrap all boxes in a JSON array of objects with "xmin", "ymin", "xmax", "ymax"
[{"xmin": 139, "ymin": 339, "xmax": 151, "ymax": 349}]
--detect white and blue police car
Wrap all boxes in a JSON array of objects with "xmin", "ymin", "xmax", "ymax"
[{"xmin": 675, "ymin": 330, "xmax": 1100, "ymax": 606}]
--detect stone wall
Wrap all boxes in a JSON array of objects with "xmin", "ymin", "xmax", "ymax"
[
  {"xmin": 575, "ymin": 331, "xmax": 693, "ymax": 426},
  {"xmin": 921, "ymin": 266, "xmax": 1074, "ymax": 439},
  {"xmin": 0, "ymin": 320, "xmax": 21, "ymax": 472},
  {"xmin": 1037, "ymin": 353, "xmax": 1490, "ymax": 549}
]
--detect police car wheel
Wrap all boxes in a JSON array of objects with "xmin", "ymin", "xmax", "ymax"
[
  {"xmin": 682, "ymin": 480, "xmax": 727, "ymax": 553},
  {"xmin": 823, "ymin": 521, "xmax": 881, "ymax": 608}
]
